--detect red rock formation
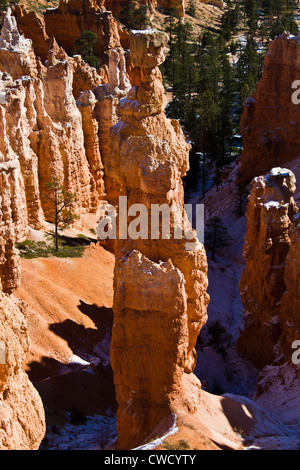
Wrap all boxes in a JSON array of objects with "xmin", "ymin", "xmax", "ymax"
[
  {"xmin": 238, "ymin": 33, "xmax": 300, "ymax": 185},
  {"xmin": 0, "ymin": 10, "xmax": 105, "ymax": 233},
  {"xmin": 12, "ymin": 4, "xmax": 51, "ymax": 62},
  {"xmin": 0, "ymin": 9, "xmax": 38, "ymax": 80},
  {"xmin": 0, "ymin": 294, "xmax": 46, "ymax": 449},
  {"xmin": 156, "ymin": 0, "xmax": 184, "ymax": 16},
  {"xmin": 44, "ymin": 0, "xmax": 121, "ymax": 63},
  {"xmin": 199, "ymin": 0, "xmax": 224, "ymax": 9},
  {"xmin": 280, "ymin": 213, "xmax": 300, "ymax": 353},
  {"xmin": 0, "ymin": 147, "xmax": 45, "ymax": 449},
  {"xmin": 105, "ymin": 0, "xmax": 157, "ymax": 16},
  {"xmin": 237, "ymin": 168, "xmax": 299, "ymax": 368},
  {"xmin": 99, "ymin": 29, "xmax": 209, "ymax": 449}
]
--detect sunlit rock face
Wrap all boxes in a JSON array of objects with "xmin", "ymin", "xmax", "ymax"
[
  {"xmin": 238, "ymin": 33, "xmax": 300, "ymax": 185},
  {"xmin": 0, "ymin": 133, "xmax": 45, "ymax": 449},
  {"xmin": 0, "ymin": 293, "xmax": 46, "ymax": 450},
  {"xmin": 0, "ymin": 9, "xmax": 105, "ymax": 234},
  {"xmin": 102, "ymin": 29, "xmax": 209, "ymax": 450},
  {"xmin": 237, "ymin": 168, "xmax": 300, "ymax": 368}
]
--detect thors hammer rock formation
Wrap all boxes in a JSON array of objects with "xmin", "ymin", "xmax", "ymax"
[
  {"xmin": 237, "ymin": 168, "xmax": 299, "ymax": 368},
  {"xmin": 102, "ymin": 30, "xmax": 209, "ymax": 449},
  {"xmin": 237, "ymin": 33, "xmax": 300, "ymax": 185}
]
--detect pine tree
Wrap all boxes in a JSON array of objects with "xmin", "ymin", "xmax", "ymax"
[
  {"xmin": 44, "ymin": 178, "xmax": 77, "ymax": 252},
  {"xmin": 74, "ymin": 30, "xmax": 99, "ymax": 68},
  {"xmin": 205, "ymin": 216, "xmax": 232, "ymax": 261}
]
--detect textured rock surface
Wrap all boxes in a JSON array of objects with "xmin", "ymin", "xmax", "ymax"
[
  {"xmin": 238, "ymin": 33, "xmax": 300, "ymax": 185},
  {"xmin": 102, "ymin": 29, "xmax": 209, "ymax": 449},
  {"xmin": 0, "ymin": 8, "xmax": 38, "ymax": 80},
  {"xmin": 105, "ymin": 0, "xmax": 158, "ymax": 16},
  {"xmin": 0, "ymin": 294, "xmax": 46, "ymax": 449},
  {"xmin": 281, "ymin": 213, "xmax": 300, "ymax": 352},
  {"xmin": 12, "ymin": 4, "xmax": 51, "ymax": 62},
  {"xmin": 0, "ymin": 150, "xmax": 45, "ymax": 448},
  {"xmin": 199, "ymin": 0, "xmax": 224, "ymax": 9},
  {"xmin": 237, "ymin": 168, "xmax": 299, "ymax": 367},
  {"xmin": 0, "ymin": 10, "xmax": 105, "ymax": 234},
  {"xmin": 44, "ymin": 0, "xmax": 121, "ymax": 63}
]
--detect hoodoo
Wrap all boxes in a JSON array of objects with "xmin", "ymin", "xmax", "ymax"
[
  {"xmin": 237, "ymin": 168, "xmax": 299, "ymax": 368},
  {"xmin": 103, "ymin": 29, "xmax": 209, "ymax": 450}
]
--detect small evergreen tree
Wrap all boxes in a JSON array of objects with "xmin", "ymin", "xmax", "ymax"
[
  {"xmin": 44, "ymin": 178, "xmax": 77, "ymax": 252},
  {"xmin": 74, "ymin": 30, "xmax": 99, "ymax": 68},
  {"xmin": 205, "ymin": 216, "xmax": 232, "ymax": 261},
  {"xmin": 186, "ymin": 0, "xmax": 196, "ymax": 18}
]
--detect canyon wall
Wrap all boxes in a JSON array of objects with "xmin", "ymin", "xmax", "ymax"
[
  {"xmin": 97, "ymin": 29, "xmax": 209, "ymax": 450},
  {"xmin": 44, "ymin": 0, "xmax": 121, "ymax": 62},
  {"xmin": 238, "ymin": 33, "xmax": 300, "ymax": 185},
  {"xmin": 237, "ymin": 168, "xmax": 300, "ymax": 368},
  {"xmin": 0, "ymin": 145, "xmax": 45, "ymax": 450},
  {"xmin": 0, "ymin": 9, "xmax": 105, "ymax": 235}
]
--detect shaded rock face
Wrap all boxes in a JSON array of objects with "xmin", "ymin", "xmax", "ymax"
[
  {"xmin": 101, "ymin": 30, "xmax": 209, "ymax": 449},
  {"xmin": 0, "ymin": 9, "xmax": 38, "ymax": 80},
  {"xmin": 156, "ymin": 0, "xmax": 185, "ymax": 16},
  {"xmin": 0, "ymin": 10, "xmax": 105, "ymax": 233},
  {"xmin": 199, "ymin": 0, "xmax": 224, "ymax": 9},
  {"xmin": 105, "ymin": 0, "xmax": 158, "ymax": 16},
  {"xmin": 12, "ymin": 4, "xmax": 51, "ymax": 63},
  {"xmin": 237, "ymin": 33, "xmax": 300, "ymax": 185},
  {"xmin": 237, "ymin": 168, "xmax": 299, "ymax": 368},
  {"xmin": 44, "ymin": 0, "xmax": 121, "ymax": 63}
]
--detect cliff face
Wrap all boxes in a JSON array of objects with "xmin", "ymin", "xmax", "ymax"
[
  {"xmin": 44, "ymin": 0, "xmax": 120, "ymax": 62},
  {"xmin": 238, "ymin": 33, "xmax": 300, "ymax": 185},
  {"xmin": 0, "ymin": 293, "xmax": 46, "ymax": 449},
  {"xmin": 0, "ymin": 147, "xmax": 45, "ymax": 449},
  {"xmin": 237, "ymin": 168, "xmax": 299, "ymax": 368},
  {"xmin": 0, "ymin": 9, "xmax": 105, "ymax": 234},
  {"xmin": 101, "ymin": 30, "xmax": 209, "ymax": 450}
]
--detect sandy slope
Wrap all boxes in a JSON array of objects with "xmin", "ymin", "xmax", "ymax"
[{"xmin": 13, "ymin": 243, "xmax": 117, "ymax": 439}]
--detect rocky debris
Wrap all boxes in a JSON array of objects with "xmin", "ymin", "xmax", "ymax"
[
  {"xmin": 99, "ymin": 29, "xmax": 209, "ymax": 449},
  {"xmin": 237, "ymin": 33, "xmax": 300, "ymax": 185},
  {"xmin": 237, "ymin": 168, "xmax": 299, "ymax": 368}
]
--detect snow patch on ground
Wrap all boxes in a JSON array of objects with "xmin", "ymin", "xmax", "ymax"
[
  {"xmin": 40, "ymin": 414, "xmax": 117, "ymax": 450},
  {"xmin": 133, "ymin": 414, "xmax": 178, "ymax": 450}
]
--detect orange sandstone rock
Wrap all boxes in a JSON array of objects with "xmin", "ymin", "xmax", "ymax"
[
  {"xmin": 0, "ymin": 294, "xmax": 46, "ymax": 449},
  {"xmin": 238, "ymin": 33, "xmax": 300, "ymax": 185},
  {"xmin": 237, "ymin": 168, "xmax": 299, "ymax": 367},
  {"xmin": 0, "ymin": 10, "xmax": 105, "ymax": 233},
  {"xmin": 103, "ymin": 30, "xmax": 209, "ymax": 449},
  {"xmin": 44, "ymin": 0, "xmax": 121, "ymax": 63}
]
